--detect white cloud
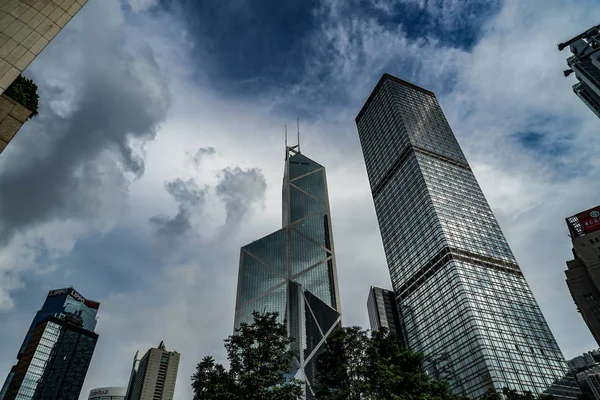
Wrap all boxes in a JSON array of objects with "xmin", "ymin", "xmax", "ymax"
[
  {"xmin": 1, "ymin": 0, "xmax": 600, "ymax": 399},
  {"xmin": 122, "ymin": 0, "xmax": 159, "ymax": 13}
]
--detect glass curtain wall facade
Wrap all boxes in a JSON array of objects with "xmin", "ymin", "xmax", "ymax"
[
  {"xmin": 367, "ymin": 286, "xmax": 403, "ymax": 337},
  {"xmin": 19, "ymin": 287, "xmax": 99, "ymax": 356},
  {"xmin": 233, "ymin": 147, "xmax": 342, "ymax": 399},
  {"xmin": 1, "ymin": 316, "xmax": 98, "ymax": 400},
  {"xmin": 1, "ymin": 288, "xmax": 99, "ymax": 400},
  {"xmin": 355, "ymin": 74, "xmax": 570, "ymax": 398}
]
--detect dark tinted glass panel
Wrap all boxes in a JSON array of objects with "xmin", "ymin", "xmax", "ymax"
[
  {"xmin": 289, "ymin": 282, "xmax": 302, "ymax": 358},
  {"xmin": 292, "ymin": 211, "xmax": 330, "ymax": 249},
  {"xmin": 293, "ymin": 262, "xmax": 334, "ymax": 308},
  {"xmin": 304, "ymin": 297, "xmax": 322, "ymax": 360},
  {"xmin": 243, "ymin": 229, "xmax": 287, "ymax": 276},
  {"xmin": 304, "ymin": 290, "xmax": 340, "ymax": 337},
  {"xmin": 290, "ymin": 186, "xmax": 326, "ymax": 223},
  {"xmin": 239, "ymin": 253, "xmax": 285, "ymax": 305},
  {"xmin": 291, "ymin": 170, "xmax": 326, "ymax": 203},
  {"xmin": 238, "ymin": 285, "xmax": 287, "ymax": 324},
  {"xmin": 290, "ymin": 231, "xmax": 328, "ymax": 276},
  {"xmin": 288, "ymin": 154, "xmax": 323, "ymax": 180}
]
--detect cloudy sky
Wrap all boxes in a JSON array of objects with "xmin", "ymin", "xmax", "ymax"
[{"xmin": 1, "ymin": 0, "xmax": 599, "ymax": 398}]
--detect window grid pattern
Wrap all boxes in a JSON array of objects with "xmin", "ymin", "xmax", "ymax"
[
  {"xmin": 356, "ymin": 76, "xmax": 570, "ymax": 399},
  {"xmin": 234, "ymin": 152, "xmax": 342, "ymax": 400}
]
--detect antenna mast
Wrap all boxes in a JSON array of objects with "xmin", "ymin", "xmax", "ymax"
[
  {"xmin": 285, "ymin": 125, "xmax": 288, "ymax": 159},
  {"xmin": 297, "ymin": 118, "xmax": 300, "ymax": 154}
]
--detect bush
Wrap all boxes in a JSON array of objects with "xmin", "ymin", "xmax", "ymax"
[{"xmin": 4, "ymin": 75, "xmax": 39, "ymax": 119}]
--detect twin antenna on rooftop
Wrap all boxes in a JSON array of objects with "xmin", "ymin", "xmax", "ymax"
[{"xmin": 285, "ymin": 119, "xmax": 301, "ymax": 159}]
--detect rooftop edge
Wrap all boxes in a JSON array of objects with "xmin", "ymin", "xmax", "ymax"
[{"xmin": 355, "ymin": 73, "xmax": 436, "ymax": 123}]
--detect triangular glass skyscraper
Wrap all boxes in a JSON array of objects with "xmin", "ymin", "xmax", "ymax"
[{"xmin": 234, "ymin": 142, "xmax": 342, "ymax": 399}]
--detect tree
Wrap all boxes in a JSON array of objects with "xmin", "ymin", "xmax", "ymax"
[
  {"xmin": 314, "ymin": 326, "xmax": 463, "ymax": 400},
  {"xmin": 191, "ymin": 312, "xmax": 303, "ymax": 400}
]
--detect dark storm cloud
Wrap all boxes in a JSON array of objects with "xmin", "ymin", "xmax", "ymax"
[
  {"xmin": 150, "ymin": 178, "xmax": 207, "ymax": 240},
  {"xmin": 0, "ymin": 1, "xmax": 171, "ymax": 244},
  {"xmin": 150, "ymin": 208, "xmax": 194, "ymax": 239},
  {"xmin": 165, "ymin": 178, "xmax": 206, "ymax": 206},
  {"xmin": 189, "ymin": 146, "xmax": 216, "ymax": 166},
  {"xmin": 216, "ymin": 167, "xmax": 267, "ymax": 226}
]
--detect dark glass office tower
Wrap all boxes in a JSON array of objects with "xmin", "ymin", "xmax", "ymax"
[
  {"xmin": 367, "ymin": 286, "xmax": 402, "ymax": 336},
  {"xmin": 559, "ymin": 24, "xmax": 600, "ymax": 119},
  {"xmin": 1, "ymin": 315, "xmax": 98, "ymax": 400},
  {"xmin": 19, "ymin": 287, "xmax": 99, "ymax": 356},
  {"xmin": 0, "ymin": 288, "xmax": 100, "ymax": 400},
  {"xmin": 355, "ymin": 74, "xmax": 571, "ymax": 398},
  {"xmin": 234, "ymin": 144, "xmax": 342, "ymax": 399}
]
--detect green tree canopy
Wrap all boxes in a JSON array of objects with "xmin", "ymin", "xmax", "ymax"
[
  {"xmin": 191, "ymin": 312, "xmax": 303, "ymax": 400},
  {"xmin": 314, "ymin": 326, "xmax": 463, "ymax": 400}
]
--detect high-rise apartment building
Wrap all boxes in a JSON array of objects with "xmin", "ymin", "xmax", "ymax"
[
  {"xmin": 587, "ymin": 374, "xmax": 600, "ymax": 400},
  {"xmin": 355, "ymin": 74, "xmax": 571, "ymax": 398},
  {"xmin": 565, "ymin": 205, "xmax": 600, "ymax": 346},
  {"xmin": 568, "ymin": 350, "xmax": 599, "ymax": 372},
  {"xmin": 367, "ymin": 286, "xmax": 402, "ymax": 336},
  {"xmin": 233, "ymin": 144, "xmax": 342, "ymax": 399},
  {"xmin": 559, "ymin": 24, "xmax": 600, "ymax": 119},
  {"xmin": 0, "ymin": 287, "xmax": 100, "ymax": 400},
  {"xmin": 0, "ymin": 0, "xmax": 88, "ymax": 153},
  {"xmin": 125, "ymin": 342, "xmax": 179, "ymax": 400}
]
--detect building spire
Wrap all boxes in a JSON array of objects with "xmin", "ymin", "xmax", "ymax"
[{"xmin": 285, "ymin": 119, "xmax": 301, "ymax": 159}]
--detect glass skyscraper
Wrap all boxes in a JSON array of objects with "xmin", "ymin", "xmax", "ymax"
[
  {"xmin": 233, "ymin": 145, "xmax": 342, "ymax": 399},
  {"xmin": 0, "ymin": 287, "xmax": 100, "ymax": 400},
  {"xmin": 18, "ymin": 287, "xmax": 99, "ymax": 356},
  {"xmin": 1, "ymin": 315, "xmax": 98, "ymax": 400},
  {"xmin": 367, "ymin": 286, "xmax": 403, "ymax": 337},
  {"xmin": 355, "ymin": 74, "xmax": 571, "ymax": 398}
]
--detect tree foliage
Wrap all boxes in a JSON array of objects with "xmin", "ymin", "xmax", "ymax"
[
  {"xmin": 4, "ymin": 75, "xmax": 39, "ymax": 118},
  {"xmin": 314, "ymin": 326, "xmax": 463, "ymax": 400},
  {"xmin": 191, "ymin": 312, "xmax": 303, "ymax": 400}
]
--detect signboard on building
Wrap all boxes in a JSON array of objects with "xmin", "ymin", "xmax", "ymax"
[
  {"xmin": 88, "ymin": 387, "xmax": 126, "ymax": 400},
  {"xmin": 576, "ymin": 206, "xmax": 600, "ymax": 234},
  {"xmin": 48, "ymin": 288, "xmax": 100, "ymax": 310}
]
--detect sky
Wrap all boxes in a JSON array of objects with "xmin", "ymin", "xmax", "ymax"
[{"xmin": 0, "ymin": 0, "xmax": 599, "ymax": 398}]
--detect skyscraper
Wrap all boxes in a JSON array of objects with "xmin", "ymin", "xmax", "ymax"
[
  {"xmin": 125, "ymin": 342, "xmax": 180, "ymax": 400},
  {"xmin": 565, "ymin": 205, "xmax": 600, "ymax": 346},
  {"xmin": 558, "ymin": 24, "xmax": 600, "ymax": 119},
  {"xmin": 355, "ymin": 74, "xmax": 570, "ymax": 398},
  {"xmin": 367, "ymin": 286, "xmax": 402, "ymax": 336},
  {"xmin": 0, "ymin": 287, "xmax": 100, "ymax": 400},
  {"xmin": 233, "ymin": 142, "xmax": 342, "ymax": 399}
]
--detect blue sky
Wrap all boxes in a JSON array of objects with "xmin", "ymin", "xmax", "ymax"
[{"xmin": 1, "ymin": 0, "xmax": 600, "ymax": 398}]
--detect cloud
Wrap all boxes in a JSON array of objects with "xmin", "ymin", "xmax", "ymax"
[
  {"xmin": 150, "ymin": 178, "xmax": 207, "ymax": 241},
  {"xmin": 3, "ymin": 2, "xmax": 600, "ymax": 400},
  {"xmin": 123, "ymin": 0, "xmax": 159, "ymax": 13},
  {"xmin": 0, "ymin": 0, "xmax": 171, "ymax": 245},
  {"xmin": 165, "ymin": 178, "xmax": 206, "ymax": 207},
  {"xmin": 188, "ymin": 146, "xmax": 216, "ymax": 166},
  {"xmin": 216, "ymin": 167, "xmax": 267, "ymax": 226}
]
